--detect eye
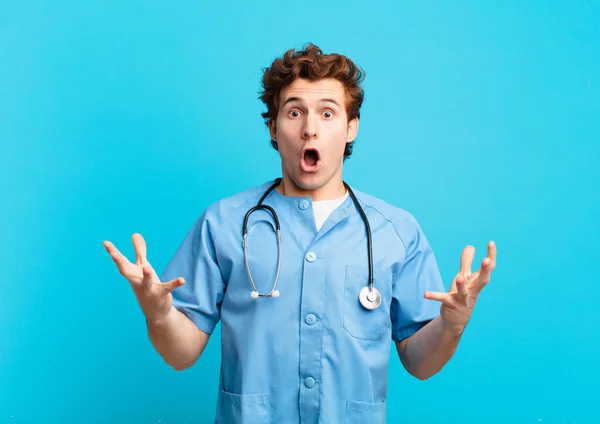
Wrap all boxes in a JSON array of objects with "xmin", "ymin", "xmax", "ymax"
[
  {"xmin": 322, "ymin": 110, "xmax": 334, "ymax": 119},
  {"xmin": 288, "ymin": 109, "xmax": 301, "ymax": 118}
]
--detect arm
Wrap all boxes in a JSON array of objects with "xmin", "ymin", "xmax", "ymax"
[
  {"xmin": 103, "ymin": 233, "xmax": 214, "ymax": 371},
  {"xmin": 395, "ymin": 315, "xmax": 462, "ymax": 380},
  {"xmin": 147, "ymin": 306, "xmax": 210, "ymax": 371},
  {"xmin": 395, "ymin": 241, "xmax": 497, "ymax": 380}
]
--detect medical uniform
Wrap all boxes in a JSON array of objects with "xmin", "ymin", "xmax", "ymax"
[{"xmin": 160, "ymin": 180, "xmax": 444, "ymax": 424}]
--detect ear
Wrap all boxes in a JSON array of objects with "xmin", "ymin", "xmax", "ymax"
[
  {"xmin": 346, "ymin": 117, "xmax": 359, "ymax": 143},
  {"xmin": 268, "ymin": 119, "xmax": 277, "ymax": 141}
]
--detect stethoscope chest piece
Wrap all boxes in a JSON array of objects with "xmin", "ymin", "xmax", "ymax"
[{"xmin": 359, "ymin": 286, "xmax": 381, "ymax": 310}]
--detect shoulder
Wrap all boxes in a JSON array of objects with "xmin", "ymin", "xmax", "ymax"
[
  {"xmin": 199, "ymin": 180, "xmax": 276, "ymax": 230},
  {"xmin": 350, "ymin": 186, "xmax": 423, "ymax": 250}
]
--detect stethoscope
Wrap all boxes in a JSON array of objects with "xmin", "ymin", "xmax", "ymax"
[{"xmin": 242, "ymin": 178, "xmax": 381, "ymax": 310}]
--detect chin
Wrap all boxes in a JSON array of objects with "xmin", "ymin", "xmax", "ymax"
[{"xmin": 291, "ymin": 172, "xmax": 328, "ymax": 191}]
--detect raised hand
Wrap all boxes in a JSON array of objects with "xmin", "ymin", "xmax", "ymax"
[
  {"xmin": 103, "ymin": 233, "xmax": 185, "ymax": 322},
  {"xmin": 424, "ymin": 241, "xmax": 497, "ymax": 334}
]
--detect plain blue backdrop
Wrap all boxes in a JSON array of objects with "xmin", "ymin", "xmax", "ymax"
[{"xmin": 1, "ymin": 1, "xmax": 599, "ymax": 423}]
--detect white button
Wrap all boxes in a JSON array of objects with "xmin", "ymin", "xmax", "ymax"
[
  {"xmin": 299, "ymin": 200, "xmax": 309, "ymax": 210},
  {"xmin": 305, "ymin": 252, "xmax": 316, "ymax": 262}
]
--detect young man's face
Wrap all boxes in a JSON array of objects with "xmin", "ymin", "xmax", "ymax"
[{"xmin": 269, "ymin": 78, "xmax": 359, "ymax": 199}]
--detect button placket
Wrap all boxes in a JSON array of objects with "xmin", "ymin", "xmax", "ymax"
[{"xmin": 298, "ymin": 243, "xmax": 325, "ymax": 419}]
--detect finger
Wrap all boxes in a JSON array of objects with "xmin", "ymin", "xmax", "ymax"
[
  {"xmin": 456, "ymin": 274, "xmax": 468, "ymax": 297},
  {"xmin": 132, "ymin": 233, "xmax": 147, "ymax": 267},
  {"xmin": 460, "ymin": 245, "xmax": 476, "ymax": 277},
  {"xmin": 487, "ymin": 241, "xmax": 497, "ymax": 269},
  {"xmin": 424, "ymin": 291, "xmax": 451, "ymax": 303},
  {"xmin": 476, "ymin": 257, "xmax": 494, "ymax": 286},
  {"xmin": 141, "ymin": 263, "xmax": 158, "ymax": 289},
  {"xmin": 161, "ymin": 277, "xmax": 186, "ymax": 292},
  {"xmin": 103, "ymin": 241, "xmax": 133, "ymax": 275}
]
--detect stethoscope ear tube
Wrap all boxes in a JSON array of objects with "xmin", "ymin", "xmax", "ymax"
[{"xmin": 243, "ymin": 204, "xmax": 281, "ymax": 238}]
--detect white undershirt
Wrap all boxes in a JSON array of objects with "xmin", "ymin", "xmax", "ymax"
[{"xmin": 312, "ymin": 191, "xmax": 349, "ymax": 231}]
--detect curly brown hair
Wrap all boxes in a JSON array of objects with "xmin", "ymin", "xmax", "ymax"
[{"xmin": 259, "ymin": 43, "xmax": 366, "ymax": 160}]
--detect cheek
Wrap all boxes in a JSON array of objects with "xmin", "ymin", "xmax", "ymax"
[
  {"xmin": 281, "ymin": 122, "xmax": 301, "ymax": 138},
  {"xmin": 328, "ymin": 119, "xmax": 348, "ymax": 135},
  {"xmin": 277, "ymin": 127, "xmax": 301, "ymax": 151},
  {"xmin": 325, "ymin": 125, "xmax": 349, "ymax": 153}
]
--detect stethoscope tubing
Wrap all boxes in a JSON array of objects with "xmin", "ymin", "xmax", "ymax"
[{"xmin": 242, "ymin": 178, "xmax": 376, "ymax": 302}]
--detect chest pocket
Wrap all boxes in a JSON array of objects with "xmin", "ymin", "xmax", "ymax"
[{"xmin": 343, "ymin": 265, "xmax": 393, "ymax": 341}]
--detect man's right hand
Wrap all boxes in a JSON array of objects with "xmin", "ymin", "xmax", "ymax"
[{"xmin": 103, "ymin": 233, "xmax": 185, "ymax": 323}]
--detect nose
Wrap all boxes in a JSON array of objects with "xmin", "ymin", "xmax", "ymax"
[
  {"xmin": 301, "ymin": 115, "xmax": 318, "ymax": 140},
  {"xmin": 302, "ymin": 129, "xmax": 317, "ymax": 139}
]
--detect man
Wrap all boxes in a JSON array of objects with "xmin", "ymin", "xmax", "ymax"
[{"xmin": 104, "ymin": 43, "xmax": 497, "ymax": 423}]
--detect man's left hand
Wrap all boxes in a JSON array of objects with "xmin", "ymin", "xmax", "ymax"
[{"xmin": 424, "ymin": 241, "xmax": 497, "ymax": 335}]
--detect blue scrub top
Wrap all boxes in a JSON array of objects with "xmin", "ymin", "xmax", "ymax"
[{"xmin": 160, "ymin": 180, "xmax": 444, "ymax": 424}]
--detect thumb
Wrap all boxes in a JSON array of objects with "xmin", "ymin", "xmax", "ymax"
[
  {"xmin": 424, "ymin": 291, "xmax": 449, "ymax": 303},
  {"xmin": 162, "ymin": 277, "xmax": 186, "ymax": 292}
]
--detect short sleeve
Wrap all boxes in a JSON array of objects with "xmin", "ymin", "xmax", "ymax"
[
  {"xmin": 159, "ymin": 212, "xmax": 225, "ymax": 335},
  {"xmin": 391, "ymin": 219, "xmax": 445, "ymax": 341}
]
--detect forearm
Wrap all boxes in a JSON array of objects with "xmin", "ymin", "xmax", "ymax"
[
  {"xmin": 396, "ymin": 315, "xmax": 463, "ymax": 380},
  {"xmin": 146, "ymin": 306, "xmax": 209, "ymax": 371}
]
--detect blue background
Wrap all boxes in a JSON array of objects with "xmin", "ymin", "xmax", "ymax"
[{"xmin": 1, "ymin": 1, "xmax": 598, "ymax": 423}]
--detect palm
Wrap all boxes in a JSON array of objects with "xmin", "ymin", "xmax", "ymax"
[
  {"xmin": 103, "ymin": 233, "xmax": 185, "ymax": 321},
  {"xmin": 425, "ymin": 241, "xmax": 497, "ymax": 332}
]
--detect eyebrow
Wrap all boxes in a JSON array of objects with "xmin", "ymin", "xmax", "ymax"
[{"xmin": 282, "ymin": 97, "xmax": 341, "ymax": 108}]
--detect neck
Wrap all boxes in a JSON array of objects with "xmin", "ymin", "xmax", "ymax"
[{"xmin": 276, "ymin": 175, "xmax": 346, "ymax": 201}]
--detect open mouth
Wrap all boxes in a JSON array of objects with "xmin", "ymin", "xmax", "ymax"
[
  {"xmin": 304, "ymin": 149, "xmax": 319, "ymax": 166},
  {"xmin": 301, "ymin": 148, "xmax": 321, "ymax": 172}
]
